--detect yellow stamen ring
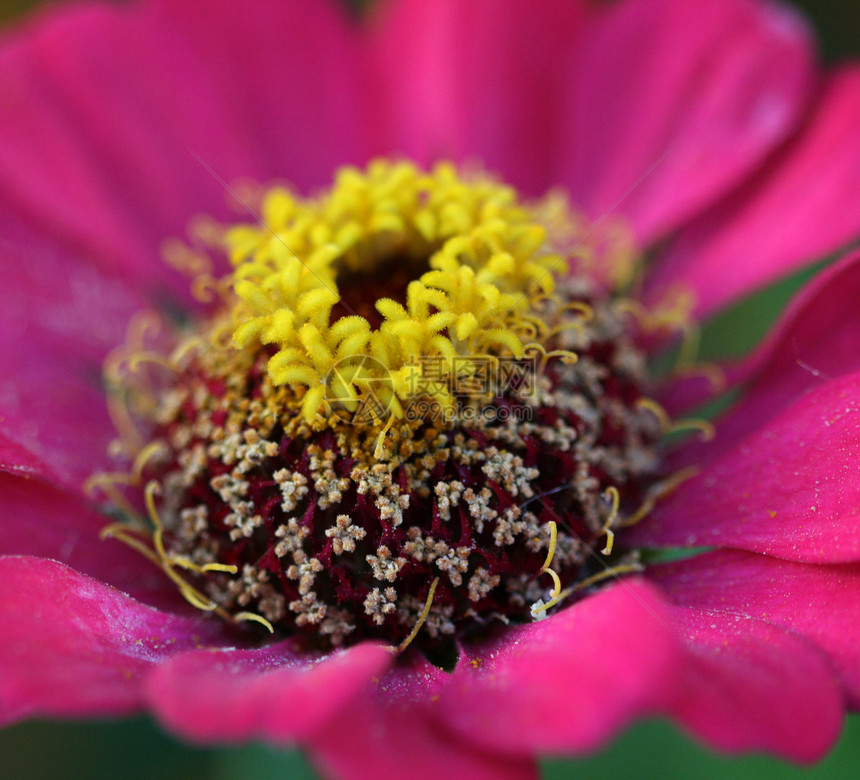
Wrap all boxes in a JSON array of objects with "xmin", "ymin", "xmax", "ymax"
[{"xmin": 224, "ymin": 161, "xmax": 580, "ymax": 429}]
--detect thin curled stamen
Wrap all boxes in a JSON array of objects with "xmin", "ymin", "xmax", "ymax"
[
  {"xmin": 83, "ymin": 471, "xmax": 139, "ymax": 518},
  {"xmin": 617, "ymin": 466, "xmax": 700, "ymax": 529},
  {"xmin": 538, "ymin": 520, "xmax": 563, "ymax": 599},
  {"xmin": 132, "ymin": 440, "xmax": 168, "ymax": 481},
  {"xmin": 531, "ymin": 562, "xmax": 644, "ymax": 617},
  {"xmin": 636, "ymin": 396, "xmax": 715, "ymax": 442},
  {"xmin": 600, "ymin": 486, "xmax": 620, "ymax": 556},
  {"xmin": 396, "ymin": 577, "xmax": 441, "ymax": 653}
]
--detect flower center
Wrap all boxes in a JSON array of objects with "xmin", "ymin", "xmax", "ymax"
[{"xmin": 91, "ymin": 160, "xmax": 693, "ymax": 655}]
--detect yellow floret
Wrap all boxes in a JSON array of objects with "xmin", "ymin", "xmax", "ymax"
[{"xmin": 222, "ymin": 160, "xmax": 573, "ymax": 428}]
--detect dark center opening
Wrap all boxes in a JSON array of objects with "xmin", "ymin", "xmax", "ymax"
[{"xmin": 330, "ymin": 251, "xmax": 432, "ymax": 329}]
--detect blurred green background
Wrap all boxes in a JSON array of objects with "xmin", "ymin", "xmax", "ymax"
[{"xmin": 1, "ymin": 0, "xmax": 858, "ymax": 778}]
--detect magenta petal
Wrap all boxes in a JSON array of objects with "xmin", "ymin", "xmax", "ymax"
[
  {"xmin": 0, "ymin": 217, "xmax": 147, "ymax": 488},
  {"xmin": 649, "ymin": 66, "xmax": 860, "ymax": 318},
  {"xmin": 652, "ymin": 550, "xmax": 860, "ymax": 708},
  {"xmin": 694, "ymin": 249, "xmax": 860, "ymax": 467},
  {"xmin": 557, "ymin": 0, "xmax": 813, "ymax": 244},
  {"xmin": 0, "ymin": 556, "xmax": 225, "ymax": 725},
  {"xmin": 312, "ymin": 709, "xmax": 538, "ymax": 780},
  {"xmin": 437, "ymin": 579, "xmax": 679, "ymax": 754},
  {"xmin": 633, "ymin": 368, "xmax": 860, "ymax": 561},
  {"xmin": 310, "ymin": 657, "xmax": 538, "ymax": 780},
  {"xmin": 149, "ymin": 0, "xmax": 368, "ymax": 190},
  {"xmin": 369, "ymin": 0, "xmax": 587, "ymax": 195},
  {"xmin": 0, "ymin": 0, "xmax": 367, "ymax": 296},
  {"xmin": 665, "ymin": 605, "xmax": 842, "ymax": 762},
  {"xmin": 0, "ymin": 350, "xmax": 112, "ymax": 491},
  {"xmin": 0, "ymin": 433, "xmax": 56, "ymax": 482},
  {"xmin": 146, "ymin": 641, "xmax": 392, "ymax": 744},
  {"xmin": 0, "ymin": 473, "xmax": 182, "ymax": 606}
]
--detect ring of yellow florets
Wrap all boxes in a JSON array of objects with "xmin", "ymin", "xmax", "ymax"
[{"xmin": 227, "ymin": 160, "xmax": 565, "ymax": 429}]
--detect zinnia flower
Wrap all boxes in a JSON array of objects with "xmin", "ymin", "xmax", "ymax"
[{"xmin": 3, "ymin": 1, "xmax": 860, "ymax": 778}]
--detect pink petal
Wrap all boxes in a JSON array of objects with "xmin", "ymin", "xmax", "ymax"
[
  {"xmin": 656, "ymin": 371, "xmax": 725, "ymax": 418},
  {"xmin": 557, "ymin": 0, "xmax": 814, "ymax": 244},
  {"xmin": 0, "ymin": 556, "xmax": 225, "ymax": 725},
  {"xmin": 699, "ymin": 249, "xmax": 860, "ymax": 466},
  {"xmin": 652, "ymin": 549, "xmax": 860, "ymax": 707},
  {"xmin": 0, "ymin": 217, "xmax": 145, "ymax": 489},
  {"xmin": 436, "ymin": 579, "xmax": 679, "ymax": 754},
  {"xmin": 369, "ymin": 0, "xmax": 588, "ymax": 194},
  {"xmin": 0, "ymin": 0, "xmax": 367, "ymax": 296},
  {"xmin": 146, "ymin": 641, "xmax": 393, "ymax": 745},
  {"xmin": 0, "ymin": 473, "xmax": 181, "ymax": 607},
  {"xmin": 666, "ymin": 605, "xmax": 842, "ymax": 762},
  {"xmin": 310, "ymin": 656, "xmax": 537, "ymax": 780},
  {"xmin": 648, "ymin": 66, "xmax": 860, "ymax": 318},
  {"xmin": 631, "ymin": 368, "xmax": 860, "ymax": 562},
  {"xmin": 150, "ymin": 0, "xmax": 368, "ymax": 190},
  {"xmin": 0, "ymin": 432, "xmax": 57, "ymax": 482}
]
